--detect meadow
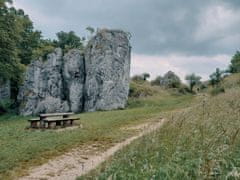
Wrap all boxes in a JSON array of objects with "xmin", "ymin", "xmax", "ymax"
[
  {"xmin": 80, "ymin": 75, "xmax": 240, "ymax": 179},
  {"xmin": 0, "ymin": 86, "xmax": 194, "ymax": 179}
]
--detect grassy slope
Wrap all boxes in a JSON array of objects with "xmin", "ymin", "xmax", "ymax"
[
  {"xmin": 0, "ymin": 86, "xmax": 194, "ymax": 179},
  {"xmin": 80, "ymin": 74, "xmax": 240, "ymax": 180}
]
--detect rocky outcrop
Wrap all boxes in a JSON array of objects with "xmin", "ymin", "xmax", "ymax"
[
  {"xmin": 63, "ymin": 49, "xmax": 85, "ymax": 113},
  {"xmin": 84, "ymin": 29, "xmax": 131, "ymax": 111},
  {"xmin": 18, "ymin": 48, "xmax": 69, "ymax": 116},
  {"xmin": 18, "ymin": 29, "xmax": 131, "ymax": 116},
  {"xmin": 0, "ymin": 80, "xmax": 10, "ymax": 100}
]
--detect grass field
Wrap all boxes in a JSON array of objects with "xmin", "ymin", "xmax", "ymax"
[
  {"xmin": 0, "ymin": 87, "xmax": 194, "ymax": 179},
  {"xmin": 80, "ymin": 76, "xmax": 240, "ymax": 179}
]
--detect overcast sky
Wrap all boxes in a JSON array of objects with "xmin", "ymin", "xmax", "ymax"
[{"xmin": 14, "ymin": 0, "xmax": 240, "ymax": 80}]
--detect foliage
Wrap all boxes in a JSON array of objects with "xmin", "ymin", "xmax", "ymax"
[
  {"xmin": 142, "ymin": 73, "xmax": 150, "ymax": 81},
  {"xmin": 0, "ymin": 1, "xmax": 43, "ymax": 100},
  {"xmin": 54, "ymin": 31, "xmax": 84, "ymax": 52},
  {"xmin": 185, "ymin": 73, "xmax": 202, "ymax": 92},
  {"xmin": 129, "ymin": 81, "xmax": 157, "ymax": 98},
  {"xmin": 32, "ymin": 39, "xmax": 55, "ymax": 60},
  {"xmin": 0, "ymin": 99, "xmax": 13, "ymax": 114},
  {"xmin": 13, "ymin": 9, "xmax": 42, "ymax": 65},
  {"xmin": 0, "ymin": 1, "xmax": 24, "ymax": 81},
  {"xmin": 209, "ymin": 68, "xmax": 224, "ymax": 87},
  {"xmin": 131, "ymin": 75, "xmax": 145, "ymax": 82},
  {"xmin": 132, "ymin": 73, "xmax": 150, "ymax": 83},
  {"xmin": 151, "ymin": 76, "xmax": 162, "ymax": 86},
  {"xmin": 86, "ymin": 26, "xmax": 95, "ymax": 35},
  {"xmin": 229, "ymin": 51, "xmax": 240, "ymax": 73}
]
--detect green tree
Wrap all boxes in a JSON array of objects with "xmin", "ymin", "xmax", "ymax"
[
  {"xmin": 0, "ymin": 0, "xmax": 24, "ymax": 82},
  {"xmin": 86, "ymin": 26, "xmax": 95, "ymax": 35},
  {"xmin": 185, "ymin": 73, "xmax": 202, "ymax": 92},
  {"xmin": 54, "ymin": 31, "xmax": 83, "ymax": 52},
  {"xmin": 229, "ymin": 51, "xmax": 240, "ymax": 73},
  {"xmin": 32, "ymin": 39, "xmax": 55, "ymax": 60},
  {"xmin": 14, "ymin": 9, "xmax": 42, "ymax": 65},
  {"xmin": 142, "ymin": 73, "xmax": 150, "ymax": 81},
  {"xmin": 151, "ymin": 76, "xmax": 162, "ymax": 86},
  {"xmin": 209, "ymin": 68, "xmax": 223, "ymax": 87}
]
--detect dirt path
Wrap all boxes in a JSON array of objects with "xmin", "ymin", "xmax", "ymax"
[{"xmin": 19, "ymin": 118, "xmax": 165, "ymax": 180}]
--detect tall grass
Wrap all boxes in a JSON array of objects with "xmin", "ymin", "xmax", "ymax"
[{"xmin": 81, "ymin": 88, "xmax": 240, "ymax": 179}]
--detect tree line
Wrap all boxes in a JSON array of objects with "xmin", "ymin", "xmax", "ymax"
[{"xmin": 132, "ymin": 50, "xmax": 240, "ymax": 94}]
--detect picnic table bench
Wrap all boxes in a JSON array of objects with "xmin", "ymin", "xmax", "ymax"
[{"xmin": 28, "ymin": 112, "xmax": 80, "ymax": 129}]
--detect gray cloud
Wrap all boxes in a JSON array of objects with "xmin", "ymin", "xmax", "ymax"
[{"xmin": 14, "ymin": 0, "xmax": 240, "ymax": 56}]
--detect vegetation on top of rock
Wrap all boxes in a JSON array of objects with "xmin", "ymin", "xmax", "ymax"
[{"xmin": 53, "ymin": 31, "xmax": 84, "ymax": 52}]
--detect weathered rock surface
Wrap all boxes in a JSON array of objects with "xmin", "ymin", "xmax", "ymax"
[
  {"xmin": 0, "ymin": 80, "xmax": 10, "ymax": 100},
  {"xmin": 84, "ymin": 29, "xmax": 131, "ymax": 111},
  {"xmin": 63, "ymin": 49, "xmax": 85, "ymax": 113},
  {"xmin": 18, "ymin": 48, "xmax": 69, "ymax": 116},
  {"xmin": 18, "ymin": 29, "xmax": 131, "ymax": 116}
]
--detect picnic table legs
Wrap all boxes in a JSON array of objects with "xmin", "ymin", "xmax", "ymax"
[
  {"xmin": 31, "ymin": 121, "xmax": 40, "ymax": 128},
  {"xmin": 49, "ymin": 121, "xmax": 57, "ymax": 129}
]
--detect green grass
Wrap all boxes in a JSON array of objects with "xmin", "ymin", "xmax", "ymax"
[
  {"xmin": 80, "ymin": 86, "xmax": 240, "ymax": 179},
  {"xmin": 0, "ymin": 90, "xmax": 194, "ymax": 179}
]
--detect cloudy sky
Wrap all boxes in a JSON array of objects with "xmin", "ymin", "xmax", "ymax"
[{"xmin": 14, "ymin": 0, "xmax": 240, "ymax": 80}]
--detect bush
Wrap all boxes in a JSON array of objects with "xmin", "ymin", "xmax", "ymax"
[
  {"xmin": 129, "ymin": 82, "xmax": 156, "ymax": 98},
  {"xmin": 0, "ymin": 99, "xmax": 13, "ymax": 115},
  {"xmin": 177, "ymin": 84, "xmax": 192, "ymax": 94},
  {"xmin": 210, "ymin": 87, "xmax": 225, "ymax": 96}
]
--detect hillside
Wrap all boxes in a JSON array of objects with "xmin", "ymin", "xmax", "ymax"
[{"xmin": 80, "ymin": 74, "xmax": 240, "ymax": 179}]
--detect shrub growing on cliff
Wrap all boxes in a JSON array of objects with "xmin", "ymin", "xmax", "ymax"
[{"xmin": 54, "ymin": 31, "xmax": 84, "ymax": 52}]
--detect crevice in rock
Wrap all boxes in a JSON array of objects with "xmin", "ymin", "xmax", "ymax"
[
  {"xmin": 81, "ymin": 54, "xmax": 86, "ymax": 112},
  {"xmin": 61, "ymin": 57, "xmax": 71, "ymax": 112}
]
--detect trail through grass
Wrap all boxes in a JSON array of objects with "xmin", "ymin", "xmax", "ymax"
[
  {"xmin": 0, "ymin": 91, "xmax": 194, "ymax": 179},
  {"xmin": 80, "ymin": 87, "xmax": 240, "ymax": 179}
]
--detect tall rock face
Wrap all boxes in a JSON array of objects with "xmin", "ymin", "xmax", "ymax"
[
  {"xmin": 0, "ymin": 80, "xmax": 10, "ymax": 100},
  {"xmin": 63, "ymin": 49, "xmax": 85, "ymax": 113},
  {"xmin": 18, "ymin": 48, "xmax": 69, "ymax": 116},
  {"xmin": 18, "ymin": 29, "xmax": 131, "ymax": 116},
  {"xmin": 84, "ymin": 29, "xmax": 131, "ymax": 111}
]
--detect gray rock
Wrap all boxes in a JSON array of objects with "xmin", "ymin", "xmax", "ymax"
[
  {"xmin": 84, "ymin": 29, "xmax": 131, "ymax": 111},
  {"xmin": 18, "ymin": 48, "xmax": 69, "ymax": 116},
  {"xmin": 18, "ymin": 29, "xmax": 131, "ymax": 116},
  {"xmin": 34, "ymin": 97, "xmax": 69, "ymax": 114},
  {"xmin": 0, "ymin": 80, "xmax": 10, "ymax": 100},
  {"xmin": 63, "ymin": 49, "xmax": 85, "ymax": 112}
]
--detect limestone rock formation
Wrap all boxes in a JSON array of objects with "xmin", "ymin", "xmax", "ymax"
[
  {"xmin": 84, "ymin": 29, "xmax": 131, "ymax": 111},
  {"xmin": 18, "ymin": 48, "xmax": 69, "ymax": 116},
  {"xmin": 18, "ymin": 29, "xmax": 131, "ymax": 116},
  {"xmin": 63, "ymin": 49, "xmax": 85, "ymax": 113}
]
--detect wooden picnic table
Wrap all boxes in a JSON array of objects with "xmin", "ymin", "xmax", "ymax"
[{"xmin": 28, "ymin": 112, "xmax": 79, "ymax": 129}]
